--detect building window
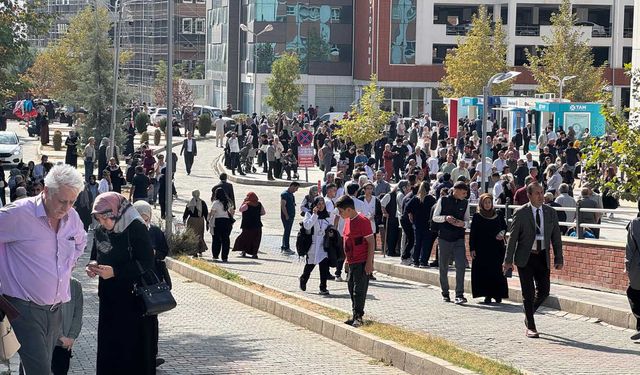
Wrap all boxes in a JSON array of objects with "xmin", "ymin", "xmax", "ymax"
[
  {"xmin": 194, "ymin": 18, "xmax": 205, "ymax": 34},
  {"xmin": 196, "ymin": 0, "xmax": 205, "ymax": 4},
  {"xmin": 182, "ymin": 0, "xmax": 193, "ymax": 3},
  {"xmin": 56, "ymin": 23, "xmax": 69, "ymax": 34},
  {"xmin": 182, "ymin": 18, "xmax": 192, "ymax": 34},
  {"xmin": 623, "ymin": 47, "xmax": 632, "ymax": 65},
  {"xmin": 390, "ymin": 0, "xmax": 417, "ymax": 64}
]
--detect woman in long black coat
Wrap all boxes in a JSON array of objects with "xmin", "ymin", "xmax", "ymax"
[
  {"xmin": 469, "ymin": 193, "xmax": 509, "ymax": 304},
  {"xmin": 87, "ymin": 192, "xmax": 156, "ymax": 375},
  {"xmin": 65, "ymin": 130, "xmax": 79, "ymax": 167}
]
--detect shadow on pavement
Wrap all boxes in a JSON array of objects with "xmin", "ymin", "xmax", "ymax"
[{"xmin": 541, "ymin": 333, "xmax": 640, "ymax": 355}]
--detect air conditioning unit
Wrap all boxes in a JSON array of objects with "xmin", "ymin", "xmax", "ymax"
[{"xmin": 543, "ymin": 93, "xmax": 556, "ymax": 99}]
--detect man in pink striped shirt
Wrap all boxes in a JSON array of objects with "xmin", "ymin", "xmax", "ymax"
[{"xmin": 0, "ymin": 164, "xmax": 86, "ymax": 375}]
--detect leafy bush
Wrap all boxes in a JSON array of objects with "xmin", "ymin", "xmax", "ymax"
[
  {"xmin": 159, "ymin": 118, "xmax": 167, "ymax": 133},
  {"xmin": 168, "ymin": 228, "xmax": 200, "ymax": 256},
  {"xmin": 140, "ymin": 131, "xmax": 149, "ymax": 144},
  {"xmin": 52, "ymin": 130, "xmax": 63, "ymax": 151},
  {"xmin": 134, "ymin": 112, "xmax": 149, "ymax": 134},
  {"xmin": 153, "ymin": 128, "xmax": 161, "ymax": 145},
  {"xmin": 198, "ymin": 114, "xmax": 212, "ymax": 137}
]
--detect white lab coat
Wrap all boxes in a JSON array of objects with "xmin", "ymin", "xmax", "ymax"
[{"xmin": 303, "ymin": 212, "xmax": 330, "ymax": 265}]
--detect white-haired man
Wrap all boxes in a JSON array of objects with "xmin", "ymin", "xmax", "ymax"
[{"xmin": 0, "ymin": 164, "xmax": 87, "ymax": 374}]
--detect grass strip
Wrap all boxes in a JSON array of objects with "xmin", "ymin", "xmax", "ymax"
[{"xmin": 176, "ymin": 256, "xmax": 522, "ymax": 375}]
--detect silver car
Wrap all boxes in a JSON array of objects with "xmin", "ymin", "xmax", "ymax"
[{"xmin": 0, "ymin": 131, "xmax": 24, "ymax": 167}]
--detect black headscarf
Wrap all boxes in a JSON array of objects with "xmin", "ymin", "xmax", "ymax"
[{"xmin": 312, "ymin": 196, "xmax": 330, "ymax": 220}]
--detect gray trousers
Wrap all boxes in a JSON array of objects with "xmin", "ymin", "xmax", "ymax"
[
  {"xmin": 7, "ymin": 296, "xmax": 62, "ymax": 375},
  {"xmin": 438, "ymin": 238, "xmax": 467, "ymax": 297}
]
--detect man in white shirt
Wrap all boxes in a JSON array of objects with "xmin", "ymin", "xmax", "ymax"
[
  {"xmin": 180, "ymin": 131, "xmax": 198, "ymax": 175},
  {"xmin": 493, "ymin": 151, "xmax": 507, "ymax": 172},
  {"xmin": 214, "ymin": 114, "xmax": 226, "ymax": 147},
  {"xmin": 427, "ymin": 155, "xmax": 439, "ymax": 178},
  {"xmin": 227, "ymin": 132, "xmax": 243, "ymax": 175}
]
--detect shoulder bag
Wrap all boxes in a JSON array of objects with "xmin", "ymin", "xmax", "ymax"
[
  {"xmin": 0, "ymin": 317, "xmax": 19, "ymax": 360},
  {"xmin": 128, "ymin": 232, "xmax": 177, "ymax": 316}
]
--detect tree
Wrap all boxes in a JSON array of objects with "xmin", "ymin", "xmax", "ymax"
[
  {"xmin": 439, "ymin": 6, "xmax": 510, "ymax": 98},
  {"xmin": 582, "ymin": 68, "xmax": 638, "ymax": 201},
  {"xmin": 525, "ymin": 0, "xmax": 606, "ymax": 102},
  {"xmin": 264, "ymin": 52, "xmax": 303, "ymax": 115},
  {"xmin": 335, "ymin": 75, "xmax": 391, "ymax": 147},
  {"xmin": 0, "ymin": 1, "xmax": 52, "ymax": 99},
  {"xmin": 24, "ymin": 45, "xmax": 72, "ymax": 98},
  {"xmin": 152, "ymin": 61, "xmax": 194, "ymax": 109}
]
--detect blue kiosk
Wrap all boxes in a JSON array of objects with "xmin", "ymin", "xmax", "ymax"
[{"xmin": 533, "ymin": 102, "xmax": 605, "ymax": 137}]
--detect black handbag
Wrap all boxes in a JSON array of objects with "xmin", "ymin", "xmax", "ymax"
[
  {"xmin": 127, "ymin": 232, "xmax": 177, "ymax": 316},
  {"xmin": 134, "ymin": 262, "xmax": 177, "ymax": 316}
]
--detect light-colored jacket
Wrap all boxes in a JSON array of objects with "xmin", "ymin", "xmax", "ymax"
[{"xmin": 303, "ymin": 212, "xmax": 330, "ymax": 265}]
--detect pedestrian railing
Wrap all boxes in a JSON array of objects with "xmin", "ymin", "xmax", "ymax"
[{"xmin": 468, "ymin": 202, "xmax": 635, "ymax": 241}]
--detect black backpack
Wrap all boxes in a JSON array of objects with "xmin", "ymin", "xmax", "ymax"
[{"xmin": 295, "ymin": 222, "xmax": 314, "ymax": 257}]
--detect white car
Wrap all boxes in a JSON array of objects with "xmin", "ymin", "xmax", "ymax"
[
  {"xmin": 318, "ymin": 112, "xmax": 345, "ymax": 123},
  {"xmin": 0, "ymin": 131, "xmax": 23, "ymax": 166},
  {"xmin": 150, "ymin": 108, "xmax": 181, "ymax": 125}
]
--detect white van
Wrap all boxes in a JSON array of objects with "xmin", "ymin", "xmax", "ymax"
[{"xmin": 318, "ymin": 112, "xmax": 345, "ymax": 123}]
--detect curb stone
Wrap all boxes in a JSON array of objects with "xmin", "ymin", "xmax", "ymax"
[
  {"xmin": 213, "ymin": 155, "xmax": 315, "ymax": 188},
  {"xmin": 374, "ymin": 259, "xmax": 635, "ymax": 330},
  {"xmin": 165, "ymin": 257, "xmax": 479, "ymax": 375}
]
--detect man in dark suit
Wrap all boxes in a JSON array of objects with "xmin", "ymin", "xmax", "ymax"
[
  {"xmin": 180, "ymin": 131, "xmax": 197, "ymax": 175},
  {"xmin": 211, "ymin": 173, "xmax": 235, "ymax": 208},
  {"xmin": 503, "ymin": 182, "xmax": 563, "ymax": 338}
]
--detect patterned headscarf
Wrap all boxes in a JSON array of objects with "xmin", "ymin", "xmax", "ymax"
[{"xmin": 92, "ymin": 192, "xmax": 144, "ymax": 233}]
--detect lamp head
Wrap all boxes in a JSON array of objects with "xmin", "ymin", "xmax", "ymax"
[
  {"xmin": 494, "ymin": 71, "xmax": 521, "ymax": 84},
  {"xmin": 564, "ymin": 75, "xmax": 577, "ymax": 81},
  {"xmin": 263, "ymin": 24, "xmax": 274, "ymax": 32},
  {"xmin": 240, "ymin": 24, "xmax": 249, "ymax": 32}
]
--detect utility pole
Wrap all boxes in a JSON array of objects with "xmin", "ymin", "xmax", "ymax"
[
  {"xmin": 165, "ymin": 0, "xmax": 174, "ymax": 238},
  {"xmin": 109, "ymin": 0, "xmax": 122, "ymax": 157}
]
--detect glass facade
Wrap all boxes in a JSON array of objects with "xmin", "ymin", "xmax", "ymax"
[
  {"xmin": 382, "ymin": 87, "xmax": 424, "ymax": 117},
  {"xmin": 206, "ymin": 1, "xmax": 229, "ymax": 107},
  {"xmin": 315, "ymin": 85, "xmax": 354, "ymax": 114},
  {"xmin": 246, "ymin": 1, "xmax": 353, "ymax": 75},
  {"xmin": 390, "ymin": 0, "xmax": 416, "ymax": 65}
]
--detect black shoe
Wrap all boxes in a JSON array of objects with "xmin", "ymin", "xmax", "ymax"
[
  {"xmin": 299, "ymin": 276, "xmax": 307, "ymax": 291},
  {"xmin": 344, "ymin": 318, "xmax": 354, "ymax": 326},
  {"xmin": 482, "ymin": 297, "xmax": 492, "ymax": 304},
  {"xmin": 326, "ymin": 274, "xmax": 335, "ymax": 281},
  {"xmin": 455, "ymin": 296, "xmax": 468, "ymax": 305},
  {"xmin": 631, "ymin": 331, "xmax": 640, "ymax": 341},
  {"xmin": 430, "ymin": 261, "xmax": 439, "ymax": 267},
  {"xmin": 155, "ymin": 358, "xmax": 165, "ymax": 367},
  {"xmin": 494, "ymin": 298, "xmax": 502, "ymax": 304},
  {"xmin": 442, "ymin": 294, "xmax": 451, "ymax": 303},
  {"xmin": 368, "ymin": 274, "xmax": 377, "ymax": 281},
  {"xmin": 319, "ymin": 289, "xmax": 330, "ymax": 296},
  {"xmin": 239, "ymin": 172, "xmax": 246, "ymax": 176}
]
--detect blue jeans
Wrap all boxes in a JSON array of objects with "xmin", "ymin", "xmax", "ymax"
[
  {"xmin": 412, "ymin": 226, "xmax": 432, "ymax": 266},
  {"xmin": 84, "ymin": 159, "xmax": 94, "ymax": 182},
  {"xmin": 281, "ymin": 216, "xmax": 294, "ymax": 250}
]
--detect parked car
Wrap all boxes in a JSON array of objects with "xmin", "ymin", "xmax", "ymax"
[
  {"xmin": 574, "ymin": 21, "xmax": 607, "ymax": 37},
  {"xmin": 192, "ymin": 105, "xmax": 224, "ymax": 120},
  {"xmin": 318, "ymin": 112, "xmax": 345, "ymax": 123},
  {"xmin": 0, "ymin": 131, "xmax": 23, "ymax": 166},
  {"xmin": 150, "ymin": 107, "xmax": 182, "ymax": 124}
]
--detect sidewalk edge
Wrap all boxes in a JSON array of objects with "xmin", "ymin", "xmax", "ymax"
[
  {"xmin": 374, "ymin": 260, "xmax": 635, "ymax": 329},
  {"xmin": 166, "ymin": 257, "xmax": 478, "ymax": 375},
  {"xmin": 213, "ymin": 155, "xmax": 315, "ymax": 187}
]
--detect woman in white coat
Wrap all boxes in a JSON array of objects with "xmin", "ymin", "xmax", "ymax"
[{"xmin": 299, "ymin": 196, "xmax": 331, "ymax": 295}]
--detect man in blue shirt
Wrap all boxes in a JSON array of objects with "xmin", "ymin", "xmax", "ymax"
[{"xmin": 280, "ymin": 182, "xmax": 300, "ymax": 254}]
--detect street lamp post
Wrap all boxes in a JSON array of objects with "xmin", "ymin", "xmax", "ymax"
[
  {"xmin": 165, "ymin": 0, "xmax": 175, "ymax": 239},
  {"xmin": 109, "ymin": 0, "xmax": 123, "ymax": 158},
  {"xmin": 480, "ymin": 71, "xmax": 521, "ymax": 194},
  {"xmin": 240, "ymin": 23, "xmax": 273, "ymax": 115},
  {"xmin": 550, "ymin": 75, "xmax": 577, "ymax": 100}
]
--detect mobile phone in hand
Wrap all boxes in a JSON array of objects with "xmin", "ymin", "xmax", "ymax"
[{"xmin": 504, "ymin": 268, "xmax": 513, "ymax": 278}]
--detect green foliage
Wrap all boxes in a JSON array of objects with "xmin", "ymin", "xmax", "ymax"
[
  {"xmin": 582, "ymin": 68, "xmax": 638, "ymax": 201},
  {"xmin": 306, "ymin": 29, "xmax": 331, "ymax": 62},
  {"xmin": 198, "ymin": 114, "xmax": 212, "ymax": 137},
  {"xmin": 0, "ymin": 0, "xmax": 52, "ymax": 100},
  {"xmin": 265, "ymin": 52, "xmax": 303, "ymax": 115},
  {"xmin": 135, "ymin": 112, "xmax": 149, "ymax": 134},
  {"xmin": 153, "ymin": 128, "xmax": 161, "ymax": 146},
  {"xmin": 440, "ymin": 6, "xmax": 510, "ymax": 98},
  {"xmin": 140, "ymin": 131, "xmax": 149, "ymax": 145},
  {"xmin": 169, "ymin": 228, "xmax": 200, "ymax": 256},
  {"xmin": 335, "ymin": 75, "xmax": 391, "ymax": 147},
  {"xmin": 52, "ymin": 130, "xmax": 63, "ymax": 151},
  {"xmin": 525, "ymin": 0, "xmax": 606, "ymax": 101},
  {"xmin": 159, "ymin": 118, "xmax": 167, "ymax": 133},
  {"xmin": 256, "ymin": 43, "xmax": 275, "ymax": 73}
]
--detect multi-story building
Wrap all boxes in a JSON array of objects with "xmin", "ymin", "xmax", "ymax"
[
  {"xmin": 119, "ymin": 0, "xmax": 206, "ymax": 102},
  {"xmin": 205, "ymin": 0, "xmax": 355, "ymax": 115},
  {"xmin": 204, "ymin": 1, "xmax": 632, "ymax": 119},
  {"xmin": 355, "ymin": 0, "xmax": 633, "ymax": 121},
  {"xmin": 29, "ymin": 0, "xmax": 93, "ymax": 49}
]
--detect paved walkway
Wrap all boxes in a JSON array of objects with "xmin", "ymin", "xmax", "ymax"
[
  {"xmin": 67, "ymin": 251, "xmax": 405, "ymax": 374},
  {"xmin": 202, "ymin": 233, "xmax": 640, "ymax": 375}
]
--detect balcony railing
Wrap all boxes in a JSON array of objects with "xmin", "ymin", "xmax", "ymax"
[
  {"xmin": 446, "ymin": 25, "xmax": 470, "ymax": 36},
  {"xmin": 515, "ymin": 25, "xmax": 540, "ymax": 36},
  {"xmin": 624, "ymin": 27, "xmax": 633, "ymax": 38},
  {"xmin": 591, "ymin": 26, "xmax": 611, "ymax": 38}
]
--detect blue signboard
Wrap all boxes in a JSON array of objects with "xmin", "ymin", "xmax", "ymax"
[{"xmin": 533, "ymin": 102, "xmax": 604, "ymax": 137}]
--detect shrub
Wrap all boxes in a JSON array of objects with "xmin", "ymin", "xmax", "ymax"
[
  {"xmin": 140, "ymin": 131, "xmax": 149, "ymax": 144},
  {"xmin": 159, "ymin": 118, "xmax": 167, "ymax": 133},
  {"xmin": 134, "ymin": 112, "xmax": 149, "ymax": 134},
  {"xmin": 168, "ymin": 228, "xmax": 200, "ymax": 256},
  {"xmin": 198, "ymin": 114, "xmax": 212, "ymax": 137},
  {"xmin": 153, "ymin": 128, "xmax": 161, "ymax": 145},
  {"xmin": 52, "ymin": 130, "xmax": 63, "ymax": 151}
]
